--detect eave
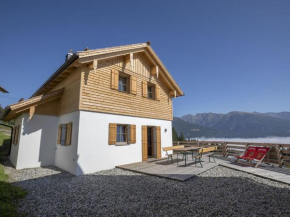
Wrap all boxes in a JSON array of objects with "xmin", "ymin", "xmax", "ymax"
[
  {"xmin": 2, "ymin": 88, "xmax": 64, "ymax": 121},
  {"xmin": 0, "ymin": 86, "xmax": 8, "ymax": 93},
  {"xmin": 31, "ymin": 54, "xmax": 79, "ymax": 97}
]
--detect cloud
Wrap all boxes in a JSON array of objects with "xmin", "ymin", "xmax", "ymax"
[{"xmin": 192, "ymin": 136, "xmax": 290, "ymax": 144}]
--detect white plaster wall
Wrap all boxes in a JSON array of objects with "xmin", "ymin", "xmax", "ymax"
[
  {"xmin": 9, "ymin": 114, "xmax": 23, "ymax": 168},
  {"xmin": 14, "ymin": 114, "xmax": 58, "ymax": 169},
  {"xmin": 76, "ymin": 111, "xmax": 172, "ymax": 175},
  {"xmin": 54, "ymin": 111, "xmax": 80, "ymax": 175}
]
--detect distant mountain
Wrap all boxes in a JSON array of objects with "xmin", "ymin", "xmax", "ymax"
[
  {"xmin": 259, "ymin": 112, "xmax": 290, "ymax": 120},
  {"xmin": 177, "ymin": 111, "xmax": 290, "ymax": 138},
  {"xmin": 173, "ymin": 117, "xmax": 225, "ymax": 138}
]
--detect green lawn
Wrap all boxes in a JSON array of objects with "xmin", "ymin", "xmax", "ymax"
[
  {"xmin": 0, "ymin": 132, "xmax": 27, "ymax": 217},
  {"xmin": 0, "ymin": 132, "xmax": 10, "ymax": 146}
]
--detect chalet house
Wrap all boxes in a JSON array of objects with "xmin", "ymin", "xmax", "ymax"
[{"xmin": 2, "ymin": 42, "xmax": 184, "ymax": 175}]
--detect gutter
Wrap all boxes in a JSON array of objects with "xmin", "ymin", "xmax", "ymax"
[
  {"xmin": 31, "ymin": 53, "xmax": 79, "ymax": 97},
  {"xmin": 0, "ymin": 123, "xmax": 13, "ymax": 157}
]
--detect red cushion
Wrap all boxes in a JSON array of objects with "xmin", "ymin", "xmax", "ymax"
[{"xmin": 235, "ymin": 146, "xmax": 270, "ymax": 161}]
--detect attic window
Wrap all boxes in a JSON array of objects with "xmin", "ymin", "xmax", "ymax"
[
  {"xmin": 118, "ymin": 76, "xmax": 127, "ymax": 92},
  {"xmin": 147, "ymin": 83, "xmax": 155, "ymax": 99}
]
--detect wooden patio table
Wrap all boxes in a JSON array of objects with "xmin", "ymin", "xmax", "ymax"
[{"xmin": 175, "ymin": 147, "xmax": 200, "ymax": 166}]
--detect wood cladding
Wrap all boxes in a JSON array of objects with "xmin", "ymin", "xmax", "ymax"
[
  {"xmin": 35, "ymin": 98, "xmax": 60, "ymax": 116},
  {"xmin": 80, "ymin": 56, "xmax": 173, "ymax": 120},
  {"xmin": 50, "ymin": 67, "xmax": 82, "ymax": 116},
  {"xmin": 105, "ymin": 53, "xmax": 152, "ymax": 78}
]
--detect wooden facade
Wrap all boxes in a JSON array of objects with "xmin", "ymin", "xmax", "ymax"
[{"xmin": 80, "ymin": 55, "xmax": 173, "ymax": 120}]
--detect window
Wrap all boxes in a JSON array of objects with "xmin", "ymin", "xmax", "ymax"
[
  {"xmin": 117, "ymin": 125, "xmax": 127, "ymax": 143},
  {"xmin": 57, "ymin": 123, "xmax": 72, "ymax": 146},
  {"xmin": 108, "ymin": 124, "xmax": 136, "ymax": 145},
  {"xmin": 147, "ymin": 83, "xmax": 155, "ymax": 99},
  {"xmin": 60, "ymin": 124, "xmax": 67, "ymax": 145},
  {"xmin": 118, "ymin": 76, "xmax": 127, "ymax": 92},
  {"xmin": 147, "ymin": 85, "xmax": 153, "ymax": 99}
]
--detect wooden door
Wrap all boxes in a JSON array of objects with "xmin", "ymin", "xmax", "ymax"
[
  {"xmin": 142, "ymin": 126, "xmax": 148, "ymax": 161},
  {"xmin": 156, "ymin": 126, "xmax": 161, "ymax": 159}
]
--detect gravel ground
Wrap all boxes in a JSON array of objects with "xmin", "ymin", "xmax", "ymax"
[{"xmin": 4, "ymin": 162, "xmax": 290, "ymax": 217}]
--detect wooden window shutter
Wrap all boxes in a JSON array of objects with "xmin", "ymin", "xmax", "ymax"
[
  {"xmin": 130, "ymin": 125, "xmax": 136, "ymax": 144},
  {"xmin": 109, "ymin": 123, "xmax": 117, "ymax": 145},
  {"xmin": 142, "ymin": 126, "xmax": 148, "ymax": 161},
  {"xmin": 15, "ymin": 125, "xmax": 20, "ymax": 145},
  {"xmin": 156, "ymin": 126, "xmax": 161, "ymax": 159},
  {"xmin": 12, "ymin": 126, "xmax": 16, "ymax": 144},
  {"xmin": 111, "ymin": 69, "xmax": 119, "ymax": 90},
  {"xmin": 155, "ymin": 85, "xmax": 160, "ymax": 101},
  {"xmin": 65, "ymin": 122, "xmax": 73, "ymax": 146},
  {"xmin": 130, "ymin": 76, "xmax": 137, "ymax": 95},
  {"xmin": 127, "ymin": 125, "xmax": 131, "ymax": 144},
  {"xmin": 142, "ymin": 81, "xmax": 147, "ymax": 98},
  {"xmin": 57, "ymin": 124, "xmax": 61, "ymax": 145}
]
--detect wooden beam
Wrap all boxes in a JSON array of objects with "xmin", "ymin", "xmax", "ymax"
[
  {"xmin": 169, "ymin": 90, "xmax": 176, "ymax": 98},
  {"xmin": 77, "ymin": 48, "xmax": 145, "ymax": 64},
  {"xmin": 87, "ymin": 59, "xmax": 98, "ymax": 71},
  {"xmin": 130, "ymin": 52, "xmax": 133, "ymax": 69},
  {"xmin": 29, "ymin": 106, "xmax": 35, "ymax": 120},
  {"xmin": 151, "ymin": 66, "xmax": 159, "ymax": 78}
]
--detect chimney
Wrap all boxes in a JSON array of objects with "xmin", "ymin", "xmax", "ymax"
[{"xmin": 65, "ymin": 49, "xmax": 73, "ymax": 61}]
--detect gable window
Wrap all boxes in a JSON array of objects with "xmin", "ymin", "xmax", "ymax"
[
  {"xmin": 112, "ymin": 69, "xmax": 136, "ymax": 94},
  {"xmin": 147, "ymin": 85, "xmax": 153, "ymax": 99},
  {"xmin": 147, "ymin": 83, "xmax": 155, "ymax": 99},
  {"xmin": 57, "ymin": 123, "xmax": 72, "ymax": 146},
  {"xmin": 118, "ymin": 76, "xmax": 127, "ymax": 92}
]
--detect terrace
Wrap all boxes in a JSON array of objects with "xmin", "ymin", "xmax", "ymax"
[{"xmin": 118, "ymin": 141, "xmax": 290, "ymax": 184}]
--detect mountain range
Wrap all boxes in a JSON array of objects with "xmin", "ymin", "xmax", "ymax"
[{"xmin": 173, "ymin": 111, "xmax": 290, "ymax": 138}]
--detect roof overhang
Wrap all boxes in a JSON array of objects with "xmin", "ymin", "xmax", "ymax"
[
  {"xmin": 2, "ymin": 88, "xmax": 64, "ymax": 121},
  {"xmin": 31, "ymin": 54, "xmax": 79, "ymax": 97},
  {"xmin": 0, "ymin": 86, "xmax": 8, "ymax": 93}
]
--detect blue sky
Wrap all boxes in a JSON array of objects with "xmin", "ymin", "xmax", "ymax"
[{"xmin": 0, "ymin": 0, "xmax": 289, "ymax": 117}]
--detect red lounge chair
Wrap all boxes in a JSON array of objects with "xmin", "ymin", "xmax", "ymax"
[{"xmin": 235, "ymin": 146, "xmax": 271, "ymax": 168}]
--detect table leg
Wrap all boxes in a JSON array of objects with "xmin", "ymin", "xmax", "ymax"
[{"xmin": 185, "ymin": 152, "xmax": 187, "ymax": 166}]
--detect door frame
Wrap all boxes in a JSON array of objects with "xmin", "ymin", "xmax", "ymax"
[{"xmin": 142, "ymin": 125, "xmax": 161, "ymax": 161}]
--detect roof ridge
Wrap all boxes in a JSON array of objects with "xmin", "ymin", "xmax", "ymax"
[{"xmin": 77, "ymin": 42, "xmax": 148, "ymax": 54}]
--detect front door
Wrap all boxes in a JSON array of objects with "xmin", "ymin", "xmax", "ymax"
[
  {"xmin": 147, "ymin": 127, "xmax": 153, "ymax": 158},
  {"xmin": 142, "ymin": 125, "xmax": 161, "ymax": 161}
]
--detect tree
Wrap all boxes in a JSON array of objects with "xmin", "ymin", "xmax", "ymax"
[
  {"xmin": 178, "ymin": 132, "xmax": 185, "ymax": 141},
  {"xmin": 0, "ymin": 104, "xmax": 3, "ymax": 117},
  {"xmin": 172, "ymin": 127, "xmax": 179, "ymax": 141}
]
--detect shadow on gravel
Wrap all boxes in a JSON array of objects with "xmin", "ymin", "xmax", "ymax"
[{"xmin": 9, "ymin": 166, "xmax": 290, "ymax": 217}]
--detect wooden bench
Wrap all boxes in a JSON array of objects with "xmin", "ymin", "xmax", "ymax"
[{"xmin": 162, "ymin": 145, "xmax": 185, "ymax": 163}]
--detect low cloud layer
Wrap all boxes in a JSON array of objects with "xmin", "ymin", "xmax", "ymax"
[{"xmin": 193, "ymin": 137, "xmax": 290, "ymax": 144}]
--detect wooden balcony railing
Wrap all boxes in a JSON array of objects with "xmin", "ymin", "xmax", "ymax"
[{"xmin": 173, "ymin": 141, "xmax": 290, "ymax": 168}]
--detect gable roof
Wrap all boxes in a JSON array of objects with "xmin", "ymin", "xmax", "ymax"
[{"xmin": 32, "ymin": 42, "xmax": 184, "ymax": 97}]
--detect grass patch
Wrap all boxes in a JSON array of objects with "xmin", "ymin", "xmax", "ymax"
[
  {"xmin": 0, "ymin": 132, "xmax": 10, "ymax": 147},
  {"xmin": 0, "ymin": 164, "xmax": 27, "ymax": 217},
  {"xmin": 0, "ymin": 130, "xmax": 27, "ymax": 217}
]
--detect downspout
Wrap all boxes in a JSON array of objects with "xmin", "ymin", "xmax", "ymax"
[{"xmin": 0, "ymin": 123, "xmax": 13, "ymax": 157}]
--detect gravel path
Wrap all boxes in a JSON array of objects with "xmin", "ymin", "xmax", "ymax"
[{"xmin": 4, "ymin": 162, "xmax": 290, "ymax": 217}]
